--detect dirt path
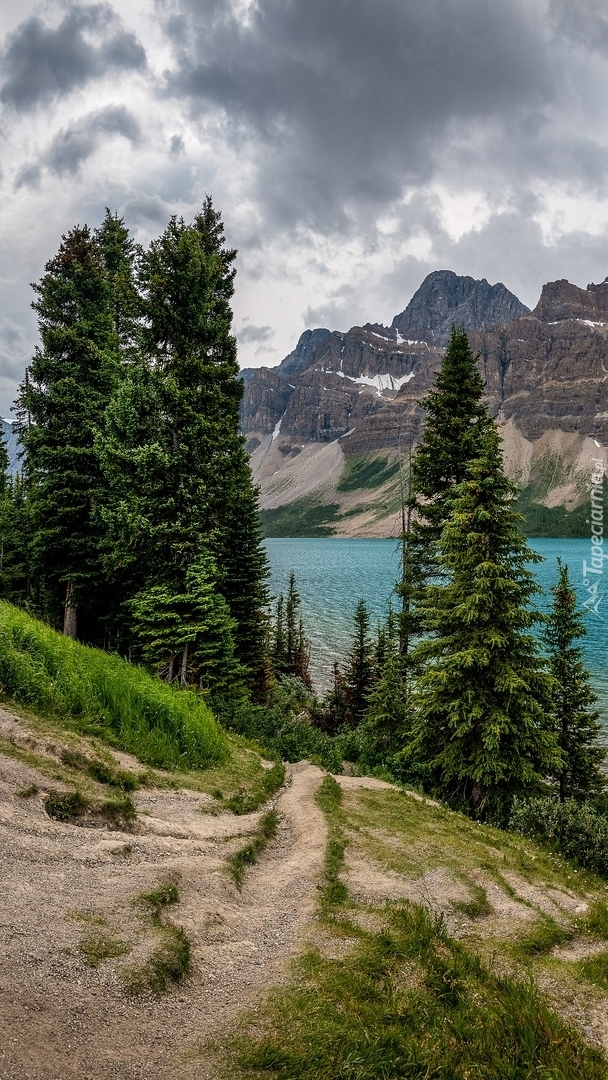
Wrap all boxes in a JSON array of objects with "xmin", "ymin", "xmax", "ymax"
[{"xmin": 0, "ymin": 741, "xmax": 328, "ymax": 1080}]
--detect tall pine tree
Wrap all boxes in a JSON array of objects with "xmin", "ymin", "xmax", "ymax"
[
  {"xmin": 406, "ymin": 424, "xmax": 559, "ymax": 820},
  {"xmin": 99, "ymin": 199, "xmax": 269, "ymax": 689},
  {"xmin": 545, "ymin": 559, "xmax": 605, "ymax": 801},
  {"xmin": 411, "ymin": 324, "xmax": 491, "ymax": 540},
  {"xmin": 16, "ymin": 225, "xmax": 119, "ymax": 638}
]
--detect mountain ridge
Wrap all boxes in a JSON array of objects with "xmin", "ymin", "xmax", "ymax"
[{"xmin": 241, "ymin": 270, "xmax": 608, "ymax": 537}]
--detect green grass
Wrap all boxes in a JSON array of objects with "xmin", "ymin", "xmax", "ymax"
[
  {"xmin": 577, "ymin": 951, "xmax": 608, "ymax": 991},
  {"xmin": 0, "ymin": 601, "xmax": 228, "ymax": 770},
  {"xmin": 452, "ymin": 882, "xmax": 493, "ymax": 919},
  {"xmin": 579, "ymin": 900, "xmax": 608, "ymax": 939},
  {"xmin": 44, "ymin": 787, "xmax": 136, "ymax": 827},
  {"xmin": 79, "ymin": 927, "xmax": 132, "ymax": 968},
  {"xmin": 123, "ymin": 926, "xmax": 191, "ymax": 996},
  {"xmin": 138, "ymin": 881, "xmax": 181, "ymax": 913},
  {"xmin": 315, "ymin": 775, "xmax": 348, "ymax": 911},
  {"xmin": 512, "ymin": 915, "xmax": 574, "ymax": 959},
  {"xmin": 337, "ymin": 454, "xmax": 400, "ymax": 493},
  {"xmin": 228, "ymin": 903, "xmax": 606, "ymax": 1080},
  {"xmin": 259, "ymin": 497, "xmax": 342, "ymax": 538},
  {"xmin": 17, "ymin": 783, "xmax": 39, "ymax": 798},
  {"xmin": 45, "ymin": 789, "xmax": 90, "ymax": 821},
  {"xmin": 124, "ymin": 880, "xmax": 191, "ymax": 996},
  {"xmin": 211, "ymin": 761, "xmax": 286, "ymax": 815},
  {"xmin": 227, "ymin": 810, "xmax": 280, "ymax": 890},
  {"xmin": 219, "ymin": 780, "xmax": 607, "ymax": 1080}
]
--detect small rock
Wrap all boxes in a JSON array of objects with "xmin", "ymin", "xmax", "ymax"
[{"xmin": 97, "ymin": 839, "xmax": 132, "ymax": 856}]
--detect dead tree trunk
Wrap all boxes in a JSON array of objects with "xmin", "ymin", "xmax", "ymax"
[
  {"xmin": 180, "ymin": 643, "xmax": 189, "ymax": 687},
  {"xmin": 63, "ymin": 581, "xmax": 78, "ymax": 639}
]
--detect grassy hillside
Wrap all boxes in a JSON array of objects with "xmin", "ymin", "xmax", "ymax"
[
  {"xmin": 220, "ymin": 778, "xmax": 608, "ymax": 1079},
  {"xmin": 0, "ymin": 602, "xmax": 228, "ymax": 770}
]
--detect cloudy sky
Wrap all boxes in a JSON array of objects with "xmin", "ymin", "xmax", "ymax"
[{"xmin": 2, "ymin": 0, "xmax": 608, "ymax": 415}]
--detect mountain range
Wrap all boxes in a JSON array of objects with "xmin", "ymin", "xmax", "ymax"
[{"xmin": 241, "ymin": 270, "xmax": 608, "ymax": 537}]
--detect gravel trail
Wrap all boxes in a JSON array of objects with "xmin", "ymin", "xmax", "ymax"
[{"xmin": 0, "ymin": 722, "xmax": 328, "ymax": 1080}]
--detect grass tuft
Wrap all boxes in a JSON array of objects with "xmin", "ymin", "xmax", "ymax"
[
  {"xmin": 315, "ymin": 775, "xmax": 348, "ymax": 911},
  {"xmin": 453, "ymin": 882, "xmax": 493, "ymax": 920},
  {"xmin": 17, "ymin": 783, "xmax": 39, "ymax": 798},
  {"xmin": 138, "ymin": 881, "xmax": 180, "ymax": 914},
  {"xmin": 227, "ymin": 810, "xmax": 279, "ymax": 890},
  {"xmin": 79, "ymin": 927, "xmax": 131, "ymax": 968},
  {"xmin": 45, "ymin": 789, "xmax": 89, "ymax": 821},
  {"xmin": 44, "ymin": 788, "xmax": 136, "ymax": 828},
  {"xmin": 125, "ymin": 880, "xmax": 191, "ymax": 996},
  {"xmin": 123, "ymin": 926, "xmax": 191, "ymax": 996},
  {"xmin": 513, "ymin": 915, "xmax": 574, "ymax": 959},
  {"xmin": 579, "ymin": 900, "xmax": 608, "ymax": 939},
  {"xmin": 224, "ymin": 762, "xmax": 286, "ymax": 815},
  {"xmin": 577, "ymin": 951, "xmax": 608, "ymax": 991}
]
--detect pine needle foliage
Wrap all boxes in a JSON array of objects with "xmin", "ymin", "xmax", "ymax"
[
  {"xmin": 406, "ymin": 425, "xmax": 559, "ymax": 820},
  {"xmin": 16, "ymin": 225, "xmax": 120, "ymax": 638},
  {"xmin": 411, "ymin": 324, "xmax": 491, "ymax": 539},
  {"xmin": 544, "ymin": 559, "xmax": 605, "ymax": 800}
]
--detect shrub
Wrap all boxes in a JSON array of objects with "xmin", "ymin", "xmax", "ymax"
[
  {"xmin": 45, "ymin": 790, "xmax": 89, "ymax": 821},
  {"xmin": 215, "ymin": 678, "xmax": 343, "ymax": 772},
  {"xmin": 509, "ymin": 796, "xmax": 608, "ymax": 878}
]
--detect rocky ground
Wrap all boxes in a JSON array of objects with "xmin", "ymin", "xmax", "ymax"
[{"xmin": 3, "ymin": 705, "xmax": 608, "ymax": 1078}]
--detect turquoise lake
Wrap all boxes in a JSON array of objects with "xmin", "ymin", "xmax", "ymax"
[{"xmin": 264, "ymin": 537, "xmax": 607, "ymax": 732}]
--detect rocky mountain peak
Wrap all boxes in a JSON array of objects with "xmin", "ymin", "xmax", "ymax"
[
  {"xmin": 275, "ymin": 328, "xmax": 334, "ymax": 377},
  {"xmin": 391, "ymin": 270, "xmax": 530, "ymax": 344},
  {"xmin": 531, "ymin": 277, "xmax": 608, "ymax": 323}
]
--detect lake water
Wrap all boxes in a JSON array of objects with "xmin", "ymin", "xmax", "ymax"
[{"xmin": 264, "ymin": 537, "xmax": 607, "ymax": 732}]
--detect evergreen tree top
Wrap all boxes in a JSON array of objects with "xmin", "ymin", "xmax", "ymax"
[{"xmin": 411, "ymin": 324, "xmax": 492, "ymax": 532}]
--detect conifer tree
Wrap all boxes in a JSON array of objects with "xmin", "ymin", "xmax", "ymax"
[
  {"xmin": 343, "ymin": 599, "xmax": 374, "ymax": 726},
  {"xmin": 98, "ymin": 199, "xmax": 269, "ymax": 686},
  {"xmin": 358, "ymin": 607, "xmax": 409, "ymax": 766},
  {"xmin": 272, "ymin": 594, "xmax": 287, "ymax": 673},
  {"xmin": 0, "ymin": 433, "xmax": 29, "ymax": 604},
  {"xmin": 16, "ymin": 225, "xmax": 119, "ymax": 637},
  {"xmin": 411, "ymin": 325, "xmax": 491, "ymax": 540},
  {"xmin": 129, "ymin": 553, "xmax": 244, "ymax": 696},
  {"xmin": 321, "ymin": 661, "xmax": 348, "ymax": 734},
  {"xmin": 94, "ymin": 209, "xmax": 139, "ymax": 354},
  {"xmin": 545, "ymin": 559, "xmax": 605, "ymax": 801},
  {"xmin": 406, "ymin": 425, "xmax": 559, "ymax": 820},
  {"xmin": 271, "ymin": 572, "xmax": 311, "ymax": 686}
]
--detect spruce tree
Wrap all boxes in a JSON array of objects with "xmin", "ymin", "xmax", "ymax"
[
  {"xmin": 545, "ymin": 559, "xmax": 605, "ymax": 801},
  {"xmin": 0, "ymin": 433, "xmax": 29, "ymax": 604},
  {"xmin": 343, "ymin": 599, "xmax": 374, "ymax": 726},
  {"xmin": 358, "ymin": 607, "xmax": 409, "ymax": 767},
  {"xmin": 271, "ymin": 572, "xmax": 310, "ymax": 686},
  {"xmin": 94, "ymin": 209, "xmax": 139, "ymax": 354},
  {"xmin": 129, "ymin": 553, "xmax": 244, "ymax": 696},
  {"xmin": 406, "ymin": 425, "xmax": 559, "ymax": 820},
  {"xmin": 99, "ymin": 199, "xmax": 269, "ymax": 687},
  {"xmin": 411, "ymin": 325, "xmax": 491, "ymax": 539},
  {"xmin": 16, "ymin": 225, "xmax": 119, "ymax": 637}
]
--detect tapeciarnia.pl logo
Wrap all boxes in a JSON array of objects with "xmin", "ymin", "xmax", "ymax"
[{"xmin": 582, "ymin": 458, "xmax": 606, "ymax": 619}]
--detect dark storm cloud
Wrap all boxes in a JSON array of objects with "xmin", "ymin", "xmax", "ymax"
[
  {"xmin": 121, "ymin": 193, "xmax": 173, "ymax": 227},
  {"xmin": 238, "ymin": 323, "xmax": 273, "ymax": 345},
  {"xmin": 163, "ymin": 0, "xmax": 554, "ymax": 230},
  {"xmin": 0, "ymin": 3, "xmax": 146, "ymax": 112},
  {"xmin": 46, "ymin": 105, "xmax": 141, "ymax": 175}
]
